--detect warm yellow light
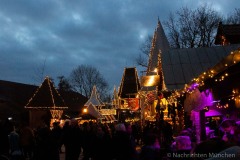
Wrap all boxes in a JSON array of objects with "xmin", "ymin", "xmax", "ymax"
[
  {"xmin": 148, "ymin": 76, "xmax": 155, "ymax": 86},
  {"xmin": 153, "ymin": 68, "xmax": 158, "ymax": 73},
  {"xmin": 83, "ymin": 108, "xmax": 88, "ymax": 113},
  {"xmin": 141, "ymin": 75, "xmax": 160, "ymax": 87}
]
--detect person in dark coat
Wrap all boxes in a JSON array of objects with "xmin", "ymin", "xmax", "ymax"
[
  {"xmin": 8, "ymin": 125, "xmax": 23, "ymax": 160},
  {"xmin": 19, "ymin": 122, "xmax": 35, "ymax": 160},
  {"xmin": 92, "ymin": 124, "xmax": 112, "ymax": 160},
  {"xmin": 81, "ymin": 122, "xmax": 95, "ymax": 160},
  {"xmin": 48, "ymin": 122, "xmax": 63, "ymax": 160},
  {"xmin": 140, "ymin": 131, "xmax": 161, "ymax": 160},
  {"xmin": 112, "ymin": 123, "xmax": 137, "ymax": 160},
  {"xmin": 63, "ymin": 118, "xmax": 82, "ymax": 160},
  {"xmin": 33, "ymin": 122, "xmax": 51, "ymax": 160},
  {"xmin": 0, "ymin": 119, "xmax": 12, "ymax": 158},
  {"xmin": 219, "ymin": 119, "xmax": 240, "ymax": 146}
]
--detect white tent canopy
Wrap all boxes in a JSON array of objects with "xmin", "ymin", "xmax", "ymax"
[{"xmin": 84, "ymin": 85, "xmax": 104, "ymax": 119}]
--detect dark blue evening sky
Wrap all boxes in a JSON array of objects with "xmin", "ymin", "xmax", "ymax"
[{"xmin": 0, "ymin": 0, "xmax": 239, "ymax": 90}]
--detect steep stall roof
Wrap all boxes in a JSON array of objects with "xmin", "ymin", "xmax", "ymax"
[
  {"xmin": 84, "ymin": 85, "xmax": 104, "ymax": 107},
  {"xmin": 118, "ymin": 67, "xmax": 141, "ymax": 98},
  {"xmin": 147, "ymin": 19, "xmax": 170, "ymax": 74},
  {"xmin": 25, "ymin": 76, "xmax": 68, "ymax": 109},
  {"xmin": 145, "ymin": 19, "xmax": 240, "ymax": 91},
  {"xmin": 84, "ymin": 85, "xmax": 104, "ymax": 119}
]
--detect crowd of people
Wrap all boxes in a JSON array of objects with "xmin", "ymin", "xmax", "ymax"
[{"xmin": 0, "ymin": 118, "xmax": 240, "ymax": 160}]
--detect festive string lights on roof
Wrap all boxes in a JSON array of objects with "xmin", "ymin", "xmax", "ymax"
[
  {"xmin": 216, "ymin": 103, "xmax": 229, "ymax": 109},
  {"xmin": 232, "ymin": 89, "xmax": 240, "ymax": 103},
  {"xmin": 25, "ymin": 76, "xmax": 68, "ymax": 109},
  {"xmin": 25, "ymin": 76, "xmax": 68, "ymax": 120},
  {"xmin": 167, "ymin": 49, "xmax": 240, "ymax": 103},
  {"xmin": 118, "ymin": 67, "xmax": 140, "ymax": 99},
  {"xmin": 191, "ymin": 49, "xmax": 240, "ymax": 87}
]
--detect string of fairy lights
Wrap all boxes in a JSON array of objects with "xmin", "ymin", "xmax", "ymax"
[
  {"xmin": 48, "ymin": 76, "xmax": 56, "ymax": 109},
  {"xmin": 147, "ymin": 26, "xmax": 157, "ymax": 74},
  {"xmin": 25, "ymin": 76, "xmax": 68, "ymax": 119},
  {"xmin": 167, "ymin": 49, "xmax": 240, "ymax": 109},
  {"xmin": 138, "ymin": 23, "xmax": 184, "ymax": 125},
  {"xmin": 231, "ymin": 89, "xmax": 240, "ymax": 104}
]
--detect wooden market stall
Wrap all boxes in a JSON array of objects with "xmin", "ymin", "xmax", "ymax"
[{"xmin": 25, "ymin": 76, "xmax": 68, "ymax": 128}]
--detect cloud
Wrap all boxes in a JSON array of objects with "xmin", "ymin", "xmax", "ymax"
[{"xmin": 0, "ymin": 0, "xmax": 239, "ymax": 90}]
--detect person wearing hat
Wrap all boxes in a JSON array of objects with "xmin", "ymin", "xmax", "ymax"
[{"xmin": 219, "ymin": 119, "xmax": 240, "ymax": 146}]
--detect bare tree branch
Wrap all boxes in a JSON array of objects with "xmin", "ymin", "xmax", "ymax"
[
  {"xmin": 164, "ymin": 4, "xmax": 222, "ymax": 48},
  {"xmin": 69, "ymin": 64, "xmax": 109, "ymax": 101},
  {"xmin": 225, "ymin": 8, "xmax": 240, "ymax": 24},
  {"xmin": 136, "ymin": 35, "xmax": 152, "ymax": 68}
]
